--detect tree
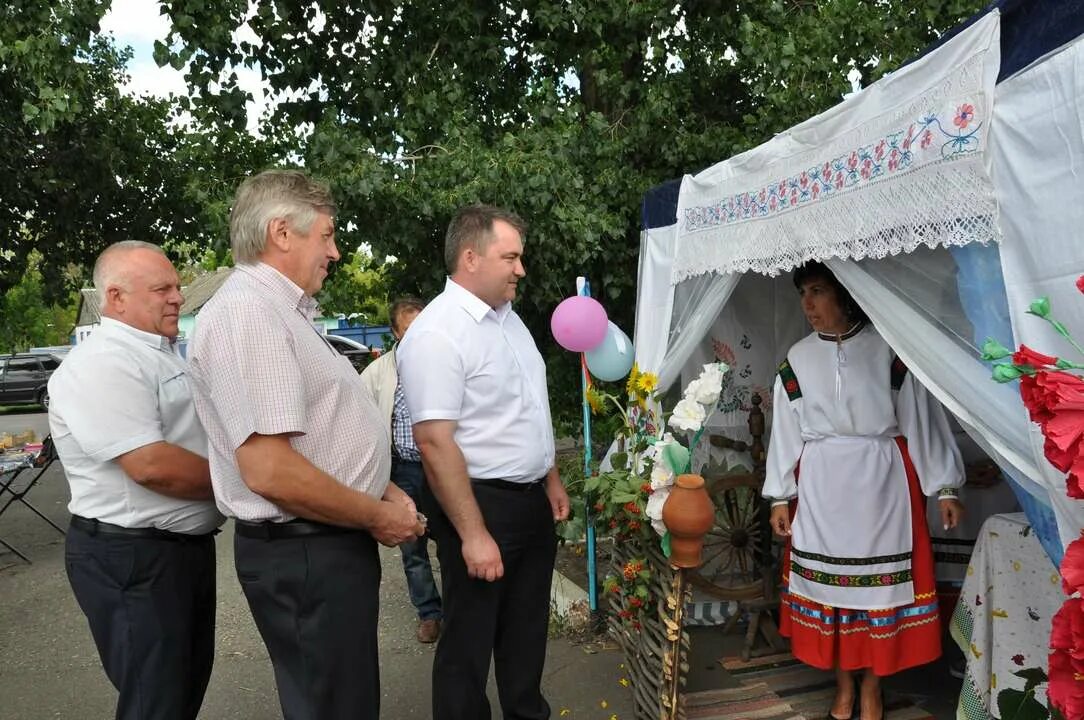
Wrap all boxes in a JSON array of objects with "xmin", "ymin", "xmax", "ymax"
[
  {"xmin": 154, "ymin": 0, "xmax": 986, "ymax": 427},
  {"xmin": 0, "ymin": 251, "xmax": 78, "ymax": 353},
  {"xmin": 0, "ymin": 0, "xmax": 280, "ymax": 301},
  {"xmin": 317, "ymin": 249, "xmax": 393, "ymax": 324}
]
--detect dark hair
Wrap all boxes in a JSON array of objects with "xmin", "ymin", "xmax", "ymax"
[
  {"xmin": 444, "ymin": 204, "xmax": 527, "ymax": 273},
  {"xmin": 388, "ymin": 297, "xmax": 426, "ymax": 333},
  {"xmin": 792, "ymin": 261, "xmax": 870, "ymax": 326}
]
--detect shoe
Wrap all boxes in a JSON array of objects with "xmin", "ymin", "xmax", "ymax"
[{"xmin": 416, "ymin": 618, "xmax": 441, "ymax": 644}]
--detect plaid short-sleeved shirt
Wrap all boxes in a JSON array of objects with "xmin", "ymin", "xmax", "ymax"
[
  {"xmin": 188, "ymin": 263, "xmax": 391, "ymax": 522},
  {"xmin": 391, "ymin": 382, "xmax": 421, "ymax": 461}
]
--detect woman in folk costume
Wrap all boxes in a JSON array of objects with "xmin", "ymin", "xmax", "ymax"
[{"xmin": 763, "ymin": 262, "xmax": 965, "ymax": 720}]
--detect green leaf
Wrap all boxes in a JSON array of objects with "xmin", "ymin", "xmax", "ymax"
[
  {"xmin": 995, "ymin": 687, "xmax": 1047, "ymax": 720},
  {"xmin": 980, "ymin": 337, "xmax": 1012, "ymax": 361},
  {"xmin": 609, "ymin": 452, "xmax": 629, "ymax": 471},
  {"xmin": 1027, "ymin": 297, "xmax": 1052, "ymax": 319},
  {"xmin": 662, "ymin": 443, "xmax": 690, "ymax": 476},
  {"xmin": 992, "ymin": 363, "xmax": 1027, "ymax": 383},
  {"xmin": 661, "ymin": 531, "xmax": 671, "ymax": 558},
  {"xmin": 1011, "ymin": 667, "xmax": 1048, "ymax": 693}
]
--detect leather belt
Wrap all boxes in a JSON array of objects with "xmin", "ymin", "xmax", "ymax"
[
  {"xmin": 71, "ymin": 515, "xmax": 217, "ymax": 542},
  {"xmin": 472, "ymin": 477, "xmax": 544, "ymax": 492},
  {"xmin": 234, "ymin": 518, "xmax": 353, "ymax": 540}
]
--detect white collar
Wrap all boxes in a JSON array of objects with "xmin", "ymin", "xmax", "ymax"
[
  {"xmin": 444, "ymin": 277, "xmax": 512, "ymax": 324},
  {"xmin": 99, "ymin": 316, "xmax": 175, "ymax": 352}
]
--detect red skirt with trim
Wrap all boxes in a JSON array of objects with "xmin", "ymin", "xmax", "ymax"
[{"xmin": 778, "ymin": 437, "xmax": 942, "ymax": 676}]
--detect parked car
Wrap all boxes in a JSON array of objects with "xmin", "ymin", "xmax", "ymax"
[
  {"xmin": 324, "ymin": 334, "xmax": 371, "ymax": 373},
  {"xmin": 0, "ymin": 353, "xmax": 64, "ymax": 409}
]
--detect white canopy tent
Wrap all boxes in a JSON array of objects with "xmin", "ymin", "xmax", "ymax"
[{"xmin": 633, "ymin": 2, "xmax": 1084, "ymax": 564}]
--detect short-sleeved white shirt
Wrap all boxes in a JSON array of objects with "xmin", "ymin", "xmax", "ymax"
[
  {"xmin": 47, "ymin": 317, "xmax": 224, "ymax": 534},
  {"xmin": 397, "ymin": 278, "xmax": 555, "ymax": 483},
  {"xmin": 188, "ymin": 263, "xmax": 391, "ymax": 522}
]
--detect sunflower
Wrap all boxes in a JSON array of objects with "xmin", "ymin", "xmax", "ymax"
[
  {"xmin": 625, "ymin": 363, "xmax": 641, "ymax": 396},
  {"xmin": 636, "ymin": 372, "xmax": 658, "ymax": 396}
]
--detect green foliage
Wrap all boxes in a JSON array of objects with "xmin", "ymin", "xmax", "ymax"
[
  {"xmin": 0, "ymin": 251, "xmax": 78, "ymax": 353},
  {"xmin": 317, "ymin": 249, "xmax": 392, "ymax": 323},
  {"xmin": 153, "ymin": 0, "xmax": 984, "ymax": 428},
  {"xmin": 0, "ymin": 0, "xmax": 281, "ymax": 302}
]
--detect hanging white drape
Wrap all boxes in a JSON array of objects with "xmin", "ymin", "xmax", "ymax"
[{"xmin": 989, "ymin": 33, "xmax": 1084, "ymax": 547}]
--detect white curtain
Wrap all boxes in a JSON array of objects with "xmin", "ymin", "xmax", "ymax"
[
  {"xmin": 990, "ymin": 34, "xmax": 1084, "ymax": 547},
  {"xmin": 827, "ymin": 255, "xmax": 1048, "ymax": 502}
]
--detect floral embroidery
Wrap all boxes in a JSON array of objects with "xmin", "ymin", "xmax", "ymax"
[
  {"xmin": 791, "ymin": 560, "xmax": 912, "ymax": 587},
  {"xmin": 683, "ymin": 102, "xmax": 985, "ymax": 233},
  {"xmin": 710, "ymin": 337, "xmax": 773, "ymax": 412}
]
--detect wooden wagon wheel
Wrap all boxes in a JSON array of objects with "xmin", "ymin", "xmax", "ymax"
[{"xmin": 688, "ymin": 472, "xmax": 773, "ymax": 600}]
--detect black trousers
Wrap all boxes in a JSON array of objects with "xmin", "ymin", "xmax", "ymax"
[
  {"xmin": 234, "ymin": 529, "xmax": 381, "ymax": 720},
  {"xmin": 422, "ymin": 481, "xmax": 557, "ymax": 720},
  {"xmin": 65, "ymin": 522, "xmax": 216, "ymax": 720}
]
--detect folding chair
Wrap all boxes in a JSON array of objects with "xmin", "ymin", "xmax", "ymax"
[{"xmin": 0, "ymin": 435, "xmax": 65, "ymax": 563}]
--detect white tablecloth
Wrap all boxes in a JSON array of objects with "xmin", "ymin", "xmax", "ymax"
[{"xmin": 951, "ymin": 513, "xmax": 1063, "ymax": 720}]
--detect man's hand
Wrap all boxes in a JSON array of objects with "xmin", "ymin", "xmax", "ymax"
[
  {"xmin": 383, "ymin": 482, "xmax": 417, "ymax": 515},
  {"xmin": 462, "ymin": 532, "xmax": 504, "ymax": 582},
  {"xmin": 770, "ymin": 504, "xmax": 792, "ymax": 537},
  {"xmin": 940, "ymin": 497, "xmax": 964, "ymax": 530},
  {"xmin": 545, "ymin": 475, "xmax": 570, "ymax": 522},
  {"xmin": 371, "ymin": 501, "xmax": 424, "ymax": 547}
]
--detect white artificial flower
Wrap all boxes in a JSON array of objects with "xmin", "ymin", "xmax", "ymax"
[
  {"xmin": 668, "ymin": 397, "xmax": 706, "ymax": 432},
  {"xmin": 691, "ymin": 363, "xmax": 725, "ymax": 404},
  {"xmin": 682, "ymin": 377, "xmax": 704, "ymax": 403},
  {"xmin": 645, "ymin": 486, "xmax": 671, "ymax": 536},
  {"xmin": 649, "ymin": 462, "xmax": 674, "ymax": 491}
]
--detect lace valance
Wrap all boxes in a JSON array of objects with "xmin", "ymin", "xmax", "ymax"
[{"xmin": 672, "ymin": 13, "xmax": 1002, "ymax": 283}]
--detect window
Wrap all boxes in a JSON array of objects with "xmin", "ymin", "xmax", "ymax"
[{"xmin": 5, "ymin": 358, "xmax": 41, "ymax": 377}]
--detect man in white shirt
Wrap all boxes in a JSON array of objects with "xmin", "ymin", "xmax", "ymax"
[
  {"xmin": 188, "ymin": 169, "xmax": 422, "ymax": 720},
  {"xmin": 398, "ymin": 204, "xmax": 570, "ymax": 720},
  {"xmin": 360, "ymin": 297, "xmax": 444, "ymax": 643},
  {"xmin": 48, "ymin": 241, "xmax": 224, "ymax": 720}
]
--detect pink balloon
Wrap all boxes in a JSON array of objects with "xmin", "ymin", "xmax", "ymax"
[{"xmin": 550, "ymin": 296, "xmax": 608, "ymax": 352}]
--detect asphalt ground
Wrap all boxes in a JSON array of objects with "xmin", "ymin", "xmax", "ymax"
[{"xmin": 0, "ymin": 409, "xmax": 634, "ymax": 719}]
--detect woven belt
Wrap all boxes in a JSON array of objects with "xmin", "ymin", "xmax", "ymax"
[
  {"xmin": 234, "ymin": 518, "xmax": 353, "ymax": 540},
  {"xmin": 70, "ymin": 515, "xmax": 216, "ymax": 542}
]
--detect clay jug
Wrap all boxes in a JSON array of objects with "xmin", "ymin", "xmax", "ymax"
[{"xmin": 661, "ymin": 474, "xmax": 715, "ymax": 568}]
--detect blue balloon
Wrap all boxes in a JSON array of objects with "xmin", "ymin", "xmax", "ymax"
[{"xmin": 585, "ymin": 322, "xmax": 635, "ymax": 381}]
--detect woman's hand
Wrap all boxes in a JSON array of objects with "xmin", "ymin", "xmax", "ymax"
[
  {"xmin": 770, "ymin": 504, "xmax": 792, "ymax": 537},
  {"xmin": 939, "ymin": 497, "xmax": 964, "ymax": 530}
]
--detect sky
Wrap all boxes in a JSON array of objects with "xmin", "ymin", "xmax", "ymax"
[{"xmin": 99, "ymin": 0, "xmax": 270, "ymax": 133}]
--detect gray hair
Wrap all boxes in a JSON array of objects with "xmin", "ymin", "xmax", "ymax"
[
  {"xmin": 444, "ymin": 204, "xmax": 527, "ymax": 273},
  {"xmin": 92, "ymin": 241, "xmax": 166, "ymax": 310},
  {"xmin": 230, "ymin": 169, "xmax": 337, "ymax": 263}
]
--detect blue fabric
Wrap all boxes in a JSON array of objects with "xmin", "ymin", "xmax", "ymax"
[
  {"xmin": 950, "ymin": 243, "xmax": 1063, "ymax": 568},
  {"xmin": 391, "ymin": 458, "xmax": 442, "ymax": 620},
  {"xmin": 641, "ymin": 178, "xmax": 682, "ymax": 230}
]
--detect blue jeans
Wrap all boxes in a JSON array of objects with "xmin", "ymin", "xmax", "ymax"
[{"xmin": 392, "ymin": 458, "xmax": 443, "ymax": 621}]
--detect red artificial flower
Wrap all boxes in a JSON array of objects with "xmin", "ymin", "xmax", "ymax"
[
  {"xmin": 1013, "ymin": 344, "xmax": 1059, "ymax": 369},
  {"xmin": 1048, "ymin": 645, "xmax": 1084, "ymax": 718},
  {"xmin": 1077, "ymin": 274, "xmax": 1084, "ymax": 295},
  {"xmin": 1019, "ymin": 371, "xmax": 1084, "ymax": 494},
  {"xmin": 1062, "ymin": 536, "xmax": 1084, "ymax": 597},
  {"xmin": 1050, "ymin": 598, "xmax": 1084, "ymax": 657}
]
